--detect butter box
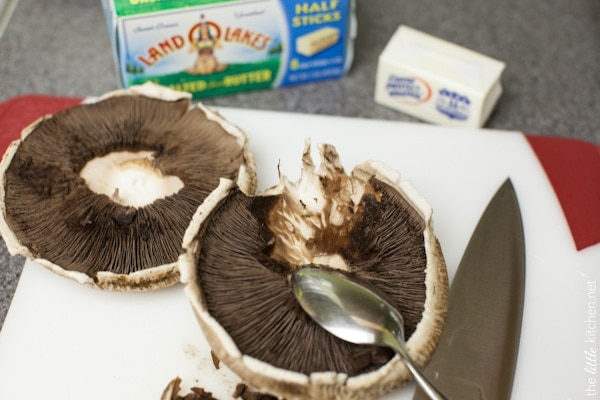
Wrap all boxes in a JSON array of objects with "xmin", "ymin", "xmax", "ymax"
[
  {"xmin": 374, "ymin": 25, "xmax": 505, "ymax": 128},
  {"xmin": 101, "ymin": 0, "xmax": 356, "ymax": 99}
]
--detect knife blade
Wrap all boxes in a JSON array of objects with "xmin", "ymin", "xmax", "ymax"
[{"xmin": 413, "ymin": 178, "xmax": 526, "ymax": 400}]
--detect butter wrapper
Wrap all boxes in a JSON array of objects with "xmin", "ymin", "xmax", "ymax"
[
  {"xmin": 101, "ymin": 0, "xmax": 356, "ymax": 99},
  {"xmin": 374, "ymin": 25, "xmax": 505, "ymax": 128}
]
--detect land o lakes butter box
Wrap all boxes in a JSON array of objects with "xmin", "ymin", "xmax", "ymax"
[{"xmin": 101, "ymin": 0, "xmax": 356, "ymax": 98}]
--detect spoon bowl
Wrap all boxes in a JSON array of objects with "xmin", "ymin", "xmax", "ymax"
[{"xmin": 291, "ymin": 266, "xmax": 449, "ymax": 400}]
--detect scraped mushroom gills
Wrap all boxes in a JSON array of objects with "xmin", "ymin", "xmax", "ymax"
[
  {"xmin": 198, "ymin": 181, "xmax": 425, "ymax": 374},
  {"xmin": 0, "ymin": 83, "xmax": 255, "ymax": 290},
  {"xmin": 182, "ymin": 142, "xmax": 448, "ymax": 398}
]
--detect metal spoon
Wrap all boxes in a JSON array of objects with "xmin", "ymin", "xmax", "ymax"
[{"xmin": 291, "ymin": 266, "xmax": 449, "ymax": 400}]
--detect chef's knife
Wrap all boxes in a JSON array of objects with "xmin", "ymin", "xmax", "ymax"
[{"xmin": 413, "ymin": 178, "xmax": 526, "ymax": 400}]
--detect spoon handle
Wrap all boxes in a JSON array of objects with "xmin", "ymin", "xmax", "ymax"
[{"xmin": 402, "ymin": 356, "xmax": 450, "ymax": 400}]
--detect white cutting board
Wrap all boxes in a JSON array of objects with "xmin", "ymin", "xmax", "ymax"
[{"xmin": 0, "ymin": 108, "xmax": 597, "ymax": 399}]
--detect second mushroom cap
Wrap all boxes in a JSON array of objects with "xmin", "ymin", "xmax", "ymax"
[{"xmin": 181, "ymin": 141, "xmax": 448, "ymax": 399}]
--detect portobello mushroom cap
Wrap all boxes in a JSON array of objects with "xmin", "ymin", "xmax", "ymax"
[
  {"xmin": 180, "ymin": 142, "xmax": 448, "ymax": 399},
  {"xmin": 0, "ymin": 83, "xmax": 255, "ymax": 290}
]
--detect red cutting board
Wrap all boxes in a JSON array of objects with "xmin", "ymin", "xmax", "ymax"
[{"xmin": 0, "ymin": 105, "xmax": 598, "ymax": 399}]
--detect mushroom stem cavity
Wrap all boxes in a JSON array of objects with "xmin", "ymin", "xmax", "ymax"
[
  {"xmin": 268, "ymin": 143, "xmax": 366, "ymax": 270},
  {"xmin": 79, "ymin": 150, "xmax": 184, "ymax": 208}
]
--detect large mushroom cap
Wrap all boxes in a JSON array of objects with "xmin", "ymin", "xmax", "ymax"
[
  {"xmin": 181, "ymin": 142, "xmax": 448, "ymax": 399},
  {"xmin": 0, "ymin": 83, "xmax": 255, "ymax": 290}
]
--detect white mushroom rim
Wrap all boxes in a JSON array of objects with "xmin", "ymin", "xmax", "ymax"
[{"xmin": 179, "ymin": 142, "xmax": 448, "ymax": 399}]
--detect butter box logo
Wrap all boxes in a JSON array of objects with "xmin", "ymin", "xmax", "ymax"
[
  {"xmin": 135, "ymin": 15, "xmax": 274, "ymax": 75},
  {"xmin": 436, "ymin": 89, "xmax": 470, "ymax": 121},
  {"xmin": 385, "ymin": 75, "xmax": 431, "ymax": 104},
  {"xmin": 185, "ymin": 17, "xmax": 226, "ymax": 75}
]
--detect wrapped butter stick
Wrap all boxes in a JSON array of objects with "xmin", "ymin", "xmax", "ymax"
[
  {"xmin": 296, "ymin": 27, "xmax": 340, "ymax": 57},
  {"xmin": 375, "ymin": 25, "xmax": 505, "ymax": 128}
]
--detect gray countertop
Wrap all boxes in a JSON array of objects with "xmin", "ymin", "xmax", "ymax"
[{"xmin": 0, "ymin": 0, "xmax": 598, "ymax": 330}]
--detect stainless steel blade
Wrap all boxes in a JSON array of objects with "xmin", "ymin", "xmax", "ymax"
[{"xmin": 413, "ymin": 178, "xmax": 526, "ymax": 400}]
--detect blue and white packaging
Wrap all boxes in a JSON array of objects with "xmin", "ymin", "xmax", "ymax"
[{"xmin": 102, "ymin": 0, "xmax": 356, "ymax": 99}]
